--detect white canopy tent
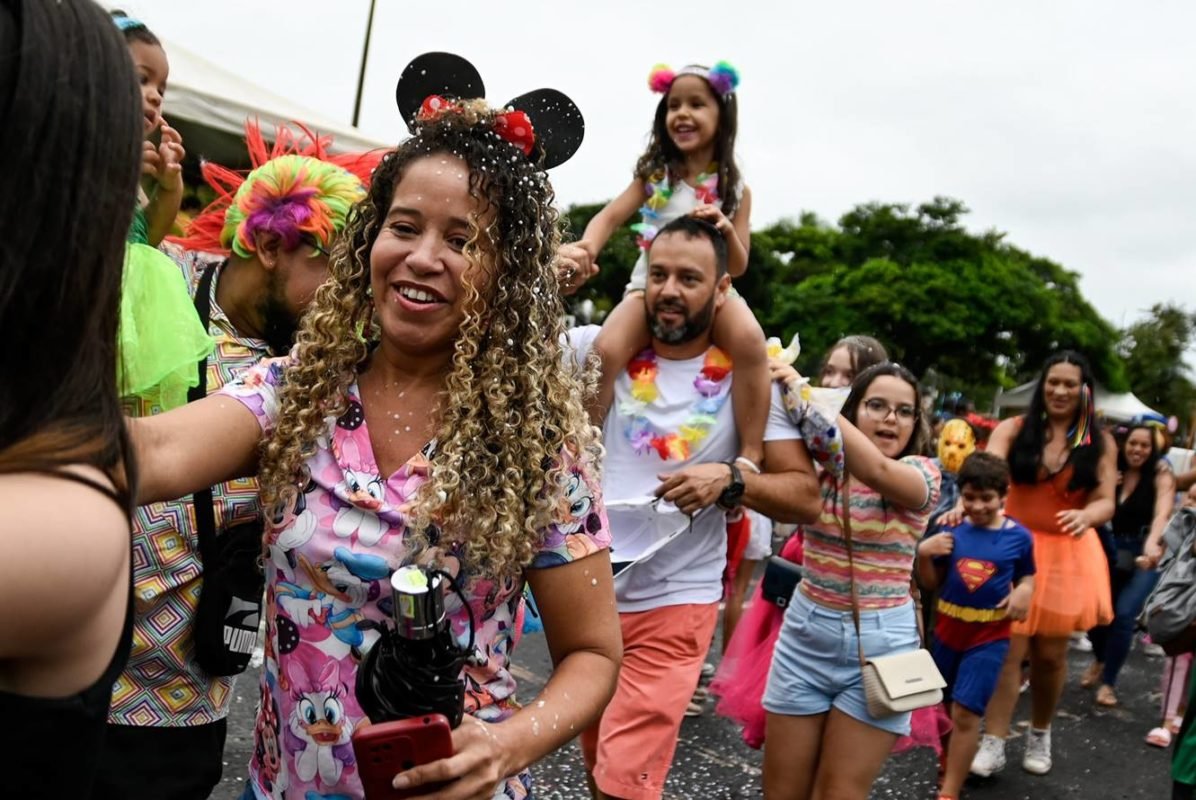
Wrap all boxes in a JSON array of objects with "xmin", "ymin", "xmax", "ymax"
[
  {"xmin": 133, "ymin": 31, "xmax": 393, "ymax": 165},
  {"xmin": 992, "ymin": 381, "xmax": 1163, "ymax": 423}
]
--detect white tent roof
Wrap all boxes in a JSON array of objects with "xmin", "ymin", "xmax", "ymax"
[
  {"xmin": 146, "ymin": 34, "xmax": 393, "ymax": 163},
  {"xmin": 993, "ymin": 381, "xmax": 1162, "ymax": 423}
]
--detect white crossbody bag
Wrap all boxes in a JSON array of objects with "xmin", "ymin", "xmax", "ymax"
[{"xmin": 841, "ymin": 477, "xmax": 946, "ymax": 718}]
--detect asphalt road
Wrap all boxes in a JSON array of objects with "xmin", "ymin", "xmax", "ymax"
[{"xmin": 214, "ymin": 602, "xmax": 1176, "ymax": 800}]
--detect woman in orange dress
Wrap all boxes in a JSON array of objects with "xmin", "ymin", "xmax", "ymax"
[{"xmin": 968, "ymin": 351, "xmax": 1116, "ymax": 779}]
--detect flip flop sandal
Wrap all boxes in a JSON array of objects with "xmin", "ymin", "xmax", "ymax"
[{"xmin": 1146, "ymin": 727, "xmax": 1173, "ymax": 748}]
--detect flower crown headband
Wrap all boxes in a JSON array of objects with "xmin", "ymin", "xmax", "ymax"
[
  {"xmin": 648, "ymin": 61, "xmax": 741, "ymax": 97},
  {"xmin": 395, "ymin": 52, "xmax": 585, "ymax": 170}
]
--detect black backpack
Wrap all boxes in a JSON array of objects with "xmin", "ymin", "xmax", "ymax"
[
  {"xmin": 1142, "ymin": 506, "xmax": 1196, "ymax": 656},
  {"xmin": 189, "ymin": 265, "xmax": 265, "ymax": 676}
]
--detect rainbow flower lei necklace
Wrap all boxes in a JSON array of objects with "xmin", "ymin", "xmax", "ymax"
[
  {"xmin": 630, "ymin": 163, "xmax": 720, "ymax": 250},
  {"xmin": 620, "ymin": 346, "xmax": 734, "ymax": 460}
]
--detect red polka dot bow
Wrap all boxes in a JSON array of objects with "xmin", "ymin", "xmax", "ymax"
[
  {"xmin": 492, "ymin": 110, "xmax": 535, "ymax": 156},
  {"xmin": 418, "ymin": 95, "xmax": 537, "ymax": 157}
]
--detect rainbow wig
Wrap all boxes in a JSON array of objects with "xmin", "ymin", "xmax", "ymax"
[{"xmin": 174, "ymin": 121, "xmax": 384, "ymax": 257}]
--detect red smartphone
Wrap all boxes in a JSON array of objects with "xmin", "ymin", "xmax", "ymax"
[{"xmin": 352, "ymin": 714, "xmax": 454, "ymax": 799}]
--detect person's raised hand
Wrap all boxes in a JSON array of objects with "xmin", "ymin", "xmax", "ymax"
[
  {"xmin": 155, "ymin": 122, "xmax": 186, "ymax": 193},
  {"xmin": 555, "ymin": 242, "xmax": 597, "ymax": 296},
  {"xmin": 689, "ymin": 203, "xmax": 732, "ymax": 235},
  {"xmin": 938, "ymin": 500, "xmax": 965, "ymax": 529},
  {"xmin": 768, "ymin": 357, "xmax": 802, "ymax": 387}
]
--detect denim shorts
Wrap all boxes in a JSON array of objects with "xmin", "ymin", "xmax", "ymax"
[{"xmin": 762, "ymin": 588, "xmax": 921, "ymax": 735}]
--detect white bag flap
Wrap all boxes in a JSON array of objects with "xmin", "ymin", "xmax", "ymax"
[{"xmin": 866, "ymin": 649, "xmax": 947, "ymax": 699}]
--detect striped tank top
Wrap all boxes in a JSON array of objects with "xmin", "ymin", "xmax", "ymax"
[{"xmin": 801, "ymin": 455, "xmax": 941, "ymax": 610}]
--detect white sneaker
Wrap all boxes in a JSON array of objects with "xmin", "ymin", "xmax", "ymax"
[
  {"xmin": 1022, "ymin": 727, "xmax": 1052, "ymax": 775},
  {"xmin": 970, "ymin": 734, "xmax": 1006, "ymax": 777}
]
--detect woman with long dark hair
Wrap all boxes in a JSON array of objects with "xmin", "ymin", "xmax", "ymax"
[
  {"xmin": 1082, "ymin": 423, "xmax": 1174, "ymax": 706},
  {"xmin": 0, "ymin": 0, "xmax": 144, "ymax": 795},
  {"xmin": 763, "ymin": 362, "xmax": 942, "ymax": 799},
  {"xmin": 970, "ymin": 351, "xmax": 1116, "ymax": 778}
]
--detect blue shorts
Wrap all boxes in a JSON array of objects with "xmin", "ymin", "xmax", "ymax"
[
  {"xmin": 931, "ymin": 637, "xmax": 1010, "ymax": 716},
  {"xmin": 762, "ymin": 589, "xmax": 921, "ymax": 735}
]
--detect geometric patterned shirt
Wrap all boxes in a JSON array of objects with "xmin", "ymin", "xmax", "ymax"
[{"xmin": 109, "ymin": 244, "xmax": 270, "ymax": 727}]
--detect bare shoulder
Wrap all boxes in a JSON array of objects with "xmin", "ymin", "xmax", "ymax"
[
  {"xmin": 992, "ymin": 417, "xmax": 1020, "ymax": 437},
  {"xmin": 986, "ymin": 418, "xmax": 1019, "ymax": 456},
  {"xmin": 0, "ymin": 470, "xmax": 128, "ymax": 653}
]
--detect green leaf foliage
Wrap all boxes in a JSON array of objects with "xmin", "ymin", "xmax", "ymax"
[
  {"xmin": 1118, "ymin": 304, "xmax": 1196, "ymax": 423},
  {"xmin": 564, "ymin": 195, "xmax": 1128, "ymax": 406}
]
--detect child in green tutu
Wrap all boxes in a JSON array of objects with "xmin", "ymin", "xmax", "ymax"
[{"xmin": 112, "ymin": 10, "xmax": 213, "ymax": 411}]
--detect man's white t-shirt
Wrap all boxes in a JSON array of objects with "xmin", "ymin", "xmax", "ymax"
[{"xmin": 569, "ymin": 326, "xmax": 801, "ymax": 613}]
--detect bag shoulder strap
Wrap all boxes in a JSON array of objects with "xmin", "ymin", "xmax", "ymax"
[
  {"xmin": 841, "ymin": 476, "xmax": 869, "ymax": 669},
  {"xmin": 190, "ymin": 265, "xmax": 219, "ymax": 555},
  {"xmin": 844, "ymin": 476, "xmax": 931, "ymax": 667}
]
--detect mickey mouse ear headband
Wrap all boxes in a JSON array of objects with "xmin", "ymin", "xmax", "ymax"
[
  {"xmin": 395, "ymin": 52, "xmax": 584, "ymax": 170},
  {"xmin": 648, "ymin": 60, "xmax": 740, "ymax": 97}
]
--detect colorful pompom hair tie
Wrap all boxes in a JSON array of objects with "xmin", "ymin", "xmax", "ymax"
[{"xmin": 648, "ymin": 60, "xmax": 741, "ymax": 97}]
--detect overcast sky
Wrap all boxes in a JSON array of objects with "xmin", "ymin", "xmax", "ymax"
[{"xmin": 115, "ymin": 0, "xmax": 1195, "ymax": 334}]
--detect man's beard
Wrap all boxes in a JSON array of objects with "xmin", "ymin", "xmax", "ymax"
[
  {"xmin": 258, "ymin": 281, "xmax": 299, "ymax": 356},
  {"xmin": 647, "ymin": 293, "xmax": 715, "ymax": 345}
]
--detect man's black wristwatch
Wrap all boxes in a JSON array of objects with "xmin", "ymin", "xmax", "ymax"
[{"xmin": 717, "ymin": 461, "xmax": 745, "ymax": 510}]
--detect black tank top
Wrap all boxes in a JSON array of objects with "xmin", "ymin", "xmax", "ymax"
[
  {"xmin": 1, "ymin": 470, "xmax": 134, "ymax": 799},
  {"xmin": 1112, "ymin": 469, "xmax": 1156, "ymax": 540}
]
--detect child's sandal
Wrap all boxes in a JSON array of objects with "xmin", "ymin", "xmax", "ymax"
[{"xmin": 1145, "ymin": 727, "xmax": 1173, "ymax": 748}]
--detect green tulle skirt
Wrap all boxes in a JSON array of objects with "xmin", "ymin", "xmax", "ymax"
[{"xmin": 117, "ymin": 243, "xmax": 214, "ymax": 411}]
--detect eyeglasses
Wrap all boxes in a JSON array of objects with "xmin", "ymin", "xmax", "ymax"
[{"xmin": 862, "ymin": 397, "xmax": 917, "ymax": 423}]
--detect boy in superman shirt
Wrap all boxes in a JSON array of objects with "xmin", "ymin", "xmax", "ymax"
[{"xmin": 917, "ymin": 452, "xmax": 1035, "ymax": 800}]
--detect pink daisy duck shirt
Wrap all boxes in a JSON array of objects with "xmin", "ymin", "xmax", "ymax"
[{"xmin": 220, "ymin": 356, "xmax": 610, "ymax": 800}]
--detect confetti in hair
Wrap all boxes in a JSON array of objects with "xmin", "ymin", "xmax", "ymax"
[{"xmin": 173, "ymin": 121, "xmax": 383, "ymax": 256}]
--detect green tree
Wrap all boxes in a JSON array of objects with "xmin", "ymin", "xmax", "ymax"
[
  {"xmin": 761, "ymin": 199, "xmax": 1126, "ymax": 403},
  {"xmin": 1119, "ymin": 304, "xmax": 1196, "ymax": 423},
  {"xmin": 561, "ymin": 196, "xmax": 1126, "ymax": 405}
]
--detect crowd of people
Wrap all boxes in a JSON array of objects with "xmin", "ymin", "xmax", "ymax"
[{"xmin": 1, "ymin": 2, "xmax": 1191, "ymax": 800}]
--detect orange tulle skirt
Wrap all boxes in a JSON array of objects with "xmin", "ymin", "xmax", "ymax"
[{"xmin": 1011, "ymin": 527, "xmax": 1113, "ymax": 638}]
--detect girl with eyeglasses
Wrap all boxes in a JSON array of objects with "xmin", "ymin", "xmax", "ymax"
[
  {"xmin": 712, "ymin": 335, "xmax": 889, "ymax": 748},
  {"xmin": 761, "ymin": 362, "xmax": 942, "ymax": 800}
]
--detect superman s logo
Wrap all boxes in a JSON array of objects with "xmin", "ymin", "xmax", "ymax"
[{"xmin": 956, "ymin": 558, "xmax": 997, "ymax": 592}]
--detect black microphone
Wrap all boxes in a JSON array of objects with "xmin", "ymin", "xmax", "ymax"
[{"xmin": 355, "ymin": 565, "xmax": 472, "ymax": 727}]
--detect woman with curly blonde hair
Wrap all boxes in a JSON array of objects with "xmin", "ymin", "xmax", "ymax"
[{"xmin": 133, "ymin": 55, "xmax": 621, "ymax": 800}]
